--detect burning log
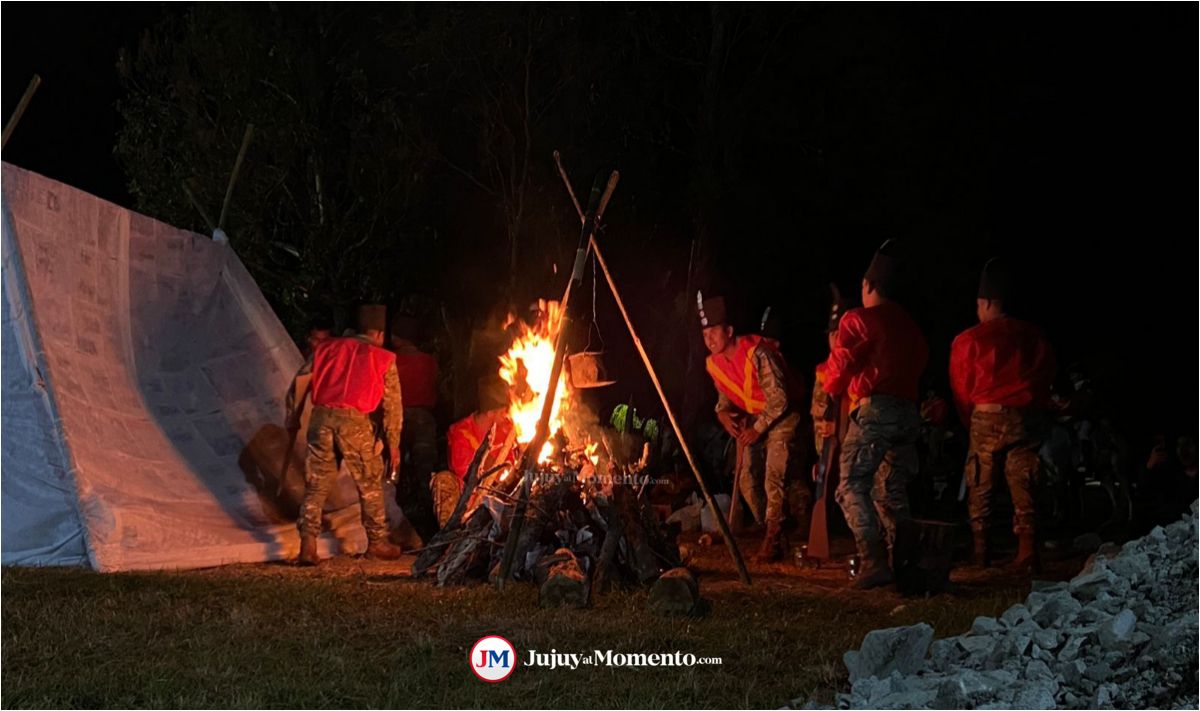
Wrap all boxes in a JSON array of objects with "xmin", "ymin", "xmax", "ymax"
[
  {"xmin": 436, "ymin": 507, "xmax": 493, "ymax": 586},
  {"xmin": 418, "ymin": 450, "xmax": 680, "ymax": 596}
]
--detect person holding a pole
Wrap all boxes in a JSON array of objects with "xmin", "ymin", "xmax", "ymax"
[{"xmin": 698, "ymin": 294, "xmax": 802, "ymax": 563}]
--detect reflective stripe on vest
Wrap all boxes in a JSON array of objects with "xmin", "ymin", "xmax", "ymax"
[
  {"xmin": 706, "ymin": 335, "xmax": 768, "ymax": 414},
  {"xmin": 310, "ymin": 337, "xmax": 395, "ymax": 413}
]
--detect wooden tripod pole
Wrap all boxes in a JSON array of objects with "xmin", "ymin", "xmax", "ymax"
[
  {"xmin": 496, "ymin": 170, "xmax": 619, "ymax": 590},
  {"xmin": 589, "ymin": 235, "xmax": 752, "ymax": 585},
  {"xmin": 217, "ymin": 123, "xmax": 255, "ymax": 231},
  {"xmin": 2, "ymin": 75, "xmax": 42, "ymax": 151},
  {"xmin": 181, "ymin": 180, "xmax": 217, "ymax": 234}
]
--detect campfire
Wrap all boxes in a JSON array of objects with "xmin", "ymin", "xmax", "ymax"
[
  {"xmin": 412, "ymin": 302, "xmax": 680, "ymax": 602},
  {"xmin": 413, "ymin": 153, "xmax": 749, "ymax": 595}
]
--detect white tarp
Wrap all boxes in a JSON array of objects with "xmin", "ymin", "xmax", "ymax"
[{"xmin": 1, "ymin": 163, "xmax": 367, "ymax": 570}]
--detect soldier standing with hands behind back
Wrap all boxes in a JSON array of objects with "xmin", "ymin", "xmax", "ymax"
[{"xmin": 950, "ymin": 258, "xmax": 1056, "ymax": 571}]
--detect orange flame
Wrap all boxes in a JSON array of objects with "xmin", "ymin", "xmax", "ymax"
[{"xmin": 498, "ymin": 300, "xmax": 571, "ymax": 463}]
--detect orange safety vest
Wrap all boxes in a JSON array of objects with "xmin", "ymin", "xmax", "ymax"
[
  {"xmin": 706, "ymin": 334, "xmax": 774, "ymax": 415},
  {"xmin": 448, "ymin": 415, "xmax": 515, "ymax": 481},
  {"xmin": 310, "ymin": 337, "xmax": 395, "ymax": 414}
]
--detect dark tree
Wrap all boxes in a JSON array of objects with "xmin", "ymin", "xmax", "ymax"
[{"xmin": 116, "ymin": 5, "xmax": 432, "ymax": 333}]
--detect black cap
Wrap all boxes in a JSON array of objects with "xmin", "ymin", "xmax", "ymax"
[
  {"xmin": 391, "ymin": 313, "xmax": 421, "ymax": 342},
  {"xmin": 864, "ymin": 239, "xmax": 901, "ymax": 291},
  {"xmin": 696, "ymin": 291, "xmax": 728, "ymax": 328},
  {"xmin": 978, "ymin": 258, "xmax": 1012, "ymax": 301},
  {"xmin": 356, "ymin": 304, "xmax": 387, "ymax": 333},
  {"xmin": 760, "ymin": 306, "xmax": 783, "ymax": 340}
]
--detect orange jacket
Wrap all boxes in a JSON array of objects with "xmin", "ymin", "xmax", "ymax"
[
  {"xmin": 447, "ymin": 414, "xmax": 516, "ymax": 481},
  {"xmin": 949, "ymin": 316, "xmax": 1056, "ymax": 423},
  {"xmin": 822, "ymin": 302, "xmax": 928, "ymax": 403}
]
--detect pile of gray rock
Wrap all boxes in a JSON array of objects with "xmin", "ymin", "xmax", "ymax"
[{"xmin": 836, "ymin": 503, "xmax": 1199, "ymax": 709}]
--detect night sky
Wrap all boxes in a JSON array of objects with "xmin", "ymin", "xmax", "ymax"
[{"xmin": 3, "ymin": 3, "xmax": 1196, "ymax": 447}]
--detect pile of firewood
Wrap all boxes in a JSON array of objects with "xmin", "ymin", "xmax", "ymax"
[{"xmin": 411, "ymin": 431, "xmax": 681, "ymax": 604}]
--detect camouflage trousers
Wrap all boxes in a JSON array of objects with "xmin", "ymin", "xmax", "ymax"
[
  {"xmin": 737, "ymin": 411, "xmax": 801, "ymax": 526},
  {"xmin": 402, "ymin": 407, "xmax": 439, "ymax": 482},
  {"xmin": 299, "ymin": 406, "xmax": 388, "ymax": 543},
  {"xmin": 398, "ymin": 406, "xmax": 439, "ymax": 536},
  {"xmin": 966, "ymin": 408, "xmax": 1044, "ymax": 535},
  {"xmin": 835, "ymin": 395, "xmax": 920, "ymax": 556}
]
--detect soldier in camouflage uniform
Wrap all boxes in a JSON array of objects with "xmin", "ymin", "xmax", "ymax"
[
  {"xmin": 286, "ymin": 304, "xmax": 404, "ymax": 565},
  {"xmin": 950, "ymin": 259, "xmax": 1056, "ymax": 570},
  {"xmin": 822, "ymin": 241, "xmax": 929, "ymax": 589},
  {"xmin": 698, "ymin": 293, "xmax": 802, "ymax": 563}
]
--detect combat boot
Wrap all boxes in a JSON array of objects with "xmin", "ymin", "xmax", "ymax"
[
  {"xmin": 297, "ymin": 535, "xmax": 320, "ymax": 566},
  {"xmin": 1011, "ymin": 530, "xmax": 1041, "ymax": 573},
  {"xmin": 852, "ymin": 543, "xmax": 894, "ymax": 590},
  {"xmin": 367, "ymin": 539, "xmax": 404, "ymax": 560},
  {"xmin": 754, "ymin": 522, "xmax": 787, "ymax": 563}
]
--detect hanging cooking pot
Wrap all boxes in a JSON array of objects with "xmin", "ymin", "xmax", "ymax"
[{"xmin": 567, "ymin": 351, "xmax": 616, "ymax": 389}]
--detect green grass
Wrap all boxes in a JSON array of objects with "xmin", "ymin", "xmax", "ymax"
[{"xmin": 2, "ymin": 554, "xmax": 1039, "ymax": 709}]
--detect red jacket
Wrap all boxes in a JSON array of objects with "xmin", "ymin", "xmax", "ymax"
[
  {"xmin": 447, "ymin": 414, "xmax": 516, "ymax": 481},
  {"xmin": 822, "ymin": 302, "xmax": 928, "ymax": 403},
  {"xmin": 949, "ymin": 316, "xmax": 1057, "ymax": 423},
  {"xmin": 310, "ymin": 337, "xmax": 395, "ymax": 413},
  {"xmin": 393, "ymin": 349, "xmax": 439, "ymax": 409}
]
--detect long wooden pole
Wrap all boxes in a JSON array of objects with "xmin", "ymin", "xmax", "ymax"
[
  {"xmin": 217, "ymin": 123, "xmax": 255, "ymax": 230},
  {"xmin": 181, "ymin": 180, "xmax": 217, "ymax": 233},
  {"xmin": 2, "ymin": 75, "xmax": 42, "ymax": 150},
  {"xmin": 496, "ymin": 170, "xmax": 618, "ymax": 590},
  {"xmin": 589, "ymin": 234, "xmax": 752, "ymax": 585}
]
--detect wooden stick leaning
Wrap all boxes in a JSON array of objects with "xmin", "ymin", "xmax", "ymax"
[
  {"xmin": 2, "ymin": 75, "xmax": 41, "ymax": 150},
  {"xmin": 550, "ymin": 150, "xmax": 751, "ymax": 585},
  {"xmin": 181, "ymin": 180, "xmax": 218, "ymax": 234},
  {"xmin": 217, "ymin": 123, "xmax": 255, "ymax": 232},
  {"xmin": 589, "ymin": 235, "xmax": 752, "ymax": 585},
  {"xmin": 496, "ymin": 170, "xmax": 619, "ymax": 590},
  {"xmin": 729, "ymin": 438, "xmax": 746, "ymax": 532}
]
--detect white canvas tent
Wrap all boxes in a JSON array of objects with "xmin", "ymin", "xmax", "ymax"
[{"xmin": 1, "ymin": 163, "xmax": 369, "ymax": 570}]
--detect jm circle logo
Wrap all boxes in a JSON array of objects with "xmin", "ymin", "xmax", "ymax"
[{"xmin": 470, "ymin": 635, "xmax": 516, "ymax": 682}]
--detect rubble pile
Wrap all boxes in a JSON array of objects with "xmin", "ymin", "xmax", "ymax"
[{"xmin": 836, "ymin": 503, "xmax": 1199, "ymax": 709}]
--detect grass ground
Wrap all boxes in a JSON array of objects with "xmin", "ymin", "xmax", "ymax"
[{"xmin": 1, "ymin": 535, "xmax": 1083, "ymax": 709}]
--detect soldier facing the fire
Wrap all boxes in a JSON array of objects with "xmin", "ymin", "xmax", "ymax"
[
  {"xmin": 286, "ymin": 304, "xmax": 404, "ymax": 565},
  {"xmin": 821, "ymin": 240, "xmax": 929, "ymax": 589},
  {"xmin": 698, "ymin": 292, "xmax": 802, "ymax": 562}
]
